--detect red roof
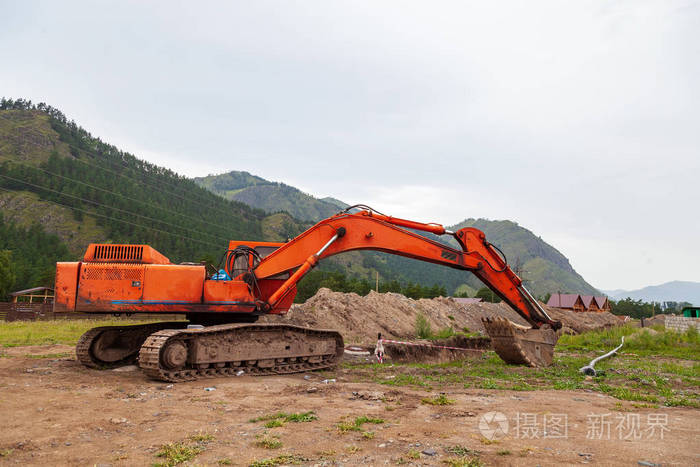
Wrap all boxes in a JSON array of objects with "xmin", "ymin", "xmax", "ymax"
[
  {"xmin": 546, "ymin": 293, "xmax": 581, "ymax": 308},
  {"xmin": 594, "ymin": 296, "xmax": 609, "ymax": 309},
  {"xmin": 580, "ymin": 295, "xmax": 595, "ymax": 308}
]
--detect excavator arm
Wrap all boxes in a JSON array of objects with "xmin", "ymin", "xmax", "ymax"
[{"xmin": 249, "ymin": 206, "xmax": 561, "ymax": 366}]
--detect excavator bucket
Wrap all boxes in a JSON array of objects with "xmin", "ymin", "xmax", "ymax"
[{"xmin": 482, "ymin": 317, "xmax": 558, "ymax": 367}]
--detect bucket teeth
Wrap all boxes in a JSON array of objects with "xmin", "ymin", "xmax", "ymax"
[{"xmin": 482, "ymin": 317, "xmax": 557, "ymax": 367}]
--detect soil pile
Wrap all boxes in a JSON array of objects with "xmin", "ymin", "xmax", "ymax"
[{"xmin": 261, "ymin": 288, "xmax": 621, "ymax": 345}]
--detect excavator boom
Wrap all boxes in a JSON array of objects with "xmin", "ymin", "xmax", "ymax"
[{"xmin": 56, "ymin": 205, "xmax": 561, "ymax": 381}]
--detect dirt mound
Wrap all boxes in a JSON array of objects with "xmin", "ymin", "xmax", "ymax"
[{"xmin": 261, "ymin": 288, "xmax": 621, "ymax": 345}]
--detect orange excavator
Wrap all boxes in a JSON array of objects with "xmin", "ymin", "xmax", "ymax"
[{"xmin": 55, "ymin": 206, "xmax": 561, "ymax": 382}]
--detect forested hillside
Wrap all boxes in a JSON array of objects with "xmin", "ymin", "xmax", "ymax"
[
  {"xmin": 195, "ymin": 171, "xmax": 343, "ymax": 222},
  {"xmin": 0, "ymin": 99, "xmax": 281, "ymax": 297}
]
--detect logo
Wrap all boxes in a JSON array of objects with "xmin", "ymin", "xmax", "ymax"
[{"xmin": 479, "ymin": 411, "xmax": 509, "ymax": 440}]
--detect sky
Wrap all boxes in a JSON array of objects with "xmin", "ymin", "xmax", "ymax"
[{"xmin": 1, "ymin": 1, "xmax": 699, "ymax": 290}]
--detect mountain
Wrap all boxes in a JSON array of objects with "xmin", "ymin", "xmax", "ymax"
[
  {"xmin": 195, "ymin": 171, "xmax": 597, "ymax": 297},
  {"xmin": 449, "ymin": 219, "xmax": 599, "ymax": 295},
  {"xmin": 603, "ymin": 281, "xmax": 700, "ymax": 305},
  {"xmin": 0, "ymin": 99, "xmax": 305, "ymax": 296},
  {"xmin": 194, "ymin": 171, "xmax": 344, "ymax": 222},
  {"xmin": 0, "ymin": 98, "xmax": 597, "ymax": 300}
]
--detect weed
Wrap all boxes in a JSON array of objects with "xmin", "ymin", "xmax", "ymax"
[
  {"xmin": 255, "ymin": 433, "xmax": 282, "ymax": 449},
  {"xmin": 0, "ymin": 449, "xmax": 13, "ymax": 458},
  {"xmin": 317, "ymin": 449, "xmax": 336, "ymax": 458},
  {"xmin": 631, "ymin": 402, "xmax": 659, "ymax": 409},
  {"xmin": 443, "ymin": 457, "xmax": 484, "ymax": 467},
  {"xmin": 448, "ymin": 315, "xmax": 455, "ymax": 321},
  {"xmin": 346, "ymin": 445, "xmax": 361, "ymax": 453},
  {"xmin": 361, "ymin": 431, "xmax": 375, "ymax": 439},
  {"xmin": 479, "ymin": 437, "xmax": 499, "ymax": 445},
  {"xmin": 154, "ymin": 442, "xmax": 203, "ymax": 467},
  {"xmin": 188, "ymin": 431, "xmax": 215, "ymax": 443},
  {"xmin": 497, "ymin": 449, "xmax": 511, "ymax": 456},
  {"xmin": 217, "ymin": 459, "xmax": 232, "ymax": 465},
  {"xmin": 415, "ymin": 313, "xmax": 432, "ymax": 339},
  {"xmin": 407, "ymin": 449, "xmax": 421, "ymax": 459},
  {"xmin": 446, "ymin": 446, "xmax": 477, "ymax": 456},
  {"xmin": 250, "ymin": 411, "xmax": 317, "ymax": 426},
  {"xmin": 422, "ymin": 393, "xmax": 455, "ymax": 406},
  {"xmin": 249, "ymin": 454, "xmax": 305, "ymax": 467}
]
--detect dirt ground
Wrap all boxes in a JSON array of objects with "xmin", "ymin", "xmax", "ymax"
[{"xmin": 1, "ymin": 345, "xmax": 697, "ymax": 466}]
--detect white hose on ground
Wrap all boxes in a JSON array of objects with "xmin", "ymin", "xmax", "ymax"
[{"xmin": 579, "ymin": 336, "xmax": 625, "ymax": 377}]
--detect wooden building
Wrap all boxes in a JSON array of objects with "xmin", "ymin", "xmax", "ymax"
[{"xmin": 546, "ymin": 293, "xmax": 585, "ymax": 312}]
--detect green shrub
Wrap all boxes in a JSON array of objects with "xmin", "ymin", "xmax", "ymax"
[{"xmin": 415, "ymin": 313, "xmax": 432, "ymax": 339}]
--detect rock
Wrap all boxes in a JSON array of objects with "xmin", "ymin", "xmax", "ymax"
[
  {"xmin": 307, "ymin": 387, "xmax": 318, "ymax": 393},
  {"xmin": 65, "ymin": 442, "xmax": 71, "ymax": 446},
  {"xmin": 204, "ymin": 387, "xmax": 216, "ymax": 391},
  {"xmin": 637, "ymin": 462, "xmax": 660, "ymax": 467},
  {"xmin": 378, "ymin": 443, "xmax": 386, "ymax": 448},
  {"xmin": 422, "ymin": 448, "xmax": 437, "ymax": 456},
  {"xmin": 304, "ymin": 375, "xmax": 311, "ymax": 380},
  {"xmin": 111, "ymin": 365, "xmax": 138, "ymax": 372},
  {"xmin": 109, "ymin": 417, "xmax": 127, "ymax": 425}
]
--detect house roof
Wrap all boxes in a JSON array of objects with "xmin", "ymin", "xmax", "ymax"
[
  {"xmin": 546, "ymin": 293, "xmax": 581, "ymax": 308},
  {"xmin": 452, "ymin": 297, "xmax": 483, "ymax": 304},
  {"xmin": 10, "ymin": 286, "xmax": 54, "ymax": 296},
  {"xmin": 580, "ymin": 295, "xmax": 596, "ymax": 308},
  {"xmin": 594, "ymin": 296, "xmax": 609, "ymax": 309}
]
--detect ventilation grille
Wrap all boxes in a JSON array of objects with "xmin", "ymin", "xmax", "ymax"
[
  {"xmin": 92, "ymin": 245, "xmax": 144, "ymax": 262},
  {"xmin": 83, "ymin": 266, "xmax": 143, "ymax": 281}
]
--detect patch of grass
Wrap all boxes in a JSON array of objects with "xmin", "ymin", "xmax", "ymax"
[
  {"xmin": 0, "ymin": 319, "xmax": 175, "ymax": 347},
  {"xmin": 249, "ymin": 454, "xmax": 305, "ymax": 467},
  {"xmin": 497, "ymin": 449, "xmax": 511, "ymax": 456},
  {"xmin": 254, "ymin": 433, "xmax": 282, "ymax": 449},
  {"xmin": 446, "ymin": 446, "xmax": 477, "ymax": 457},
  {"xmin": 421, "ymin": 393, "xmax": 455, "ymax": 406},
  {"xmin": 346, "ymin": 445, "xmax": 361, "ymax": 453},
  {"xmin": 479, "ymin": 437, "xmax": 499, "ymax": 445},
  {"xmin": 188, "ymin": 431, "xmax": 215, "ymax": 443},
  {"xmin": 337, "ymin": 415, "xmax": 384, "ymax": 437},
  {"xmin": 154, "ymin": 442, "xmax": 203, "ymax": 467},
  {"xmin": 597, "ymin": 383, "xmax": 659, "ymax": 403},
  {"xmin": 558, "ymin": 325, "xmax": 700, "ymax": 360},
  {"xmin": 0, "ymin": 449, "xmax": 13, "ymax": 458},
  {"xmin": 250, "ymin": 411, "xmax": 317, "ymax": 427},
  {"xmin": 217, "ymin": 459, "xmax": 232, "ymax": 465},
  {"xmin": 407, "ymin": 449, "xmax": 421, "ymax": 459},
  {"xmin": 443, "ymin": 457, "xmax": 484, "ymax": 467},
  {"xmin": 24, "ymin": 352, "xmax": 71, "ymax": 359}
]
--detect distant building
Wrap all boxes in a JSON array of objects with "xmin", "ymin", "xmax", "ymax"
[
  {"xmin": 546, "ymin": 293, "xmax": 585, "ymax": 312},
  {"xmin": 547, "ymin": 293, "xmax": 610, "ymax": 313}
]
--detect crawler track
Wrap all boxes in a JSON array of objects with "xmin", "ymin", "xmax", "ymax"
[
  {"xmin": 139, "ymin": 323, "xmax": 344, "ymax": 382},
  {"xmin": 76, "ymin": 321, "xmax": 187, "ymax": 369}
]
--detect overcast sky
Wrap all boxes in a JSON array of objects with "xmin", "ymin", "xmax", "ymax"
[{"xmin": 1, "ymin": 1, "xmax": 698, "ymax": 290}]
